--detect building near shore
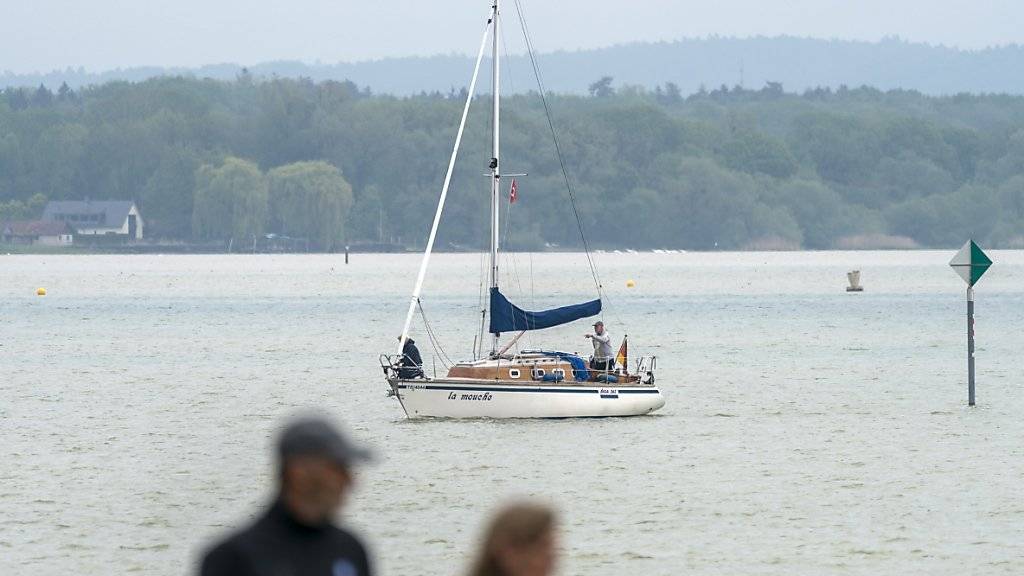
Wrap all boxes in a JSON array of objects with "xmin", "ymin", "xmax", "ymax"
[
  {"xmin": 1, "ymin": 220, "xmax": 75, "ymax": 246},
  {"xmin": 42, "ymin": 200, "xmax": 143, "ymax": 240}
]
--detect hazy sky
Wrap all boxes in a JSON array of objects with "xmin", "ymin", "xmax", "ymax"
[{"xmin": 3, "ymin": 0, "xmax": 1020, "ymax": 73}]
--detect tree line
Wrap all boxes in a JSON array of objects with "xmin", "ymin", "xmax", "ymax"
[
  {"xmin": 6, "ymin": 37, "xmax": 1024, "ymax": 96},
  {"xmin": 190, "ymin": 158, "xmax": 352, "ymax": 249},
  {"xmin": 2, "ymin": 76, "xmax": 1024, "ymax": 250}
]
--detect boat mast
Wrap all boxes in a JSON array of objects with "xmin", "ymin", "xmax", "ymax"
[
  {"xmin": 398, "ymin": 16, "xmax": 493, "ymax": 358},
  {"xmin": 488, "ymin": 0, "xmax": 501, "ymax": 356}
]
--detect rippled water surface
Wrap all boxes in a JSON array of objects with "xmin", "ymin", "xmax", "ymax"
[{"xmin": 2, "ymin": 251, "xmax": 1023, "ymax": 575}]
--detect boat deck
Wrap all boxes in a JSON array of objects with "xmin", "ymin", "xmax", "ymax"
[{"xmin": 394, "ymin": 376, "xmax": 654, "ymax": 388}]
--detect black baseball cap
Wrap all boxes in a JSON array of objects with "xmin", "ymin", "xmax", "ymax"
[
  {"xmin": 277, "ymin": 415, "xmax": 373, "ymax": 467},
  {"xmin": 592, "ymin": 321, "xmax": 604, "ymax": 327}
]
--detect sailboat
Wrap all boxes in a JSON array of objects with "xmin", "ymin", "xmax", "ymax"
[{"xmin": 381, "ymin": 0, "xmax": 665, "ymax": 418}]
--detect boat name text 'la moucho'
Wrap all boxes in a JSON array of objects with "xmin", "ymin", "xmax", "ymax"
[{"xmin": 447, "ymin": 391, "xmax": 493, "ymax": 401}]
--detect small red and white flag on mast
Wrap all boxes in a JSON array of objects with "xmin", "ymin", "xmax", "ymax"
[{"xmin": 509, "ymin": 178, "xmax": 519, "ymax": 204}]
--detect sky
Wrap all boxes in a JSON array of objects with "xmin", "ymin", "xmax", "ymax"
[{"xmin": 3, "ymin": 0, "xmax": 1021, "ymax": 73}]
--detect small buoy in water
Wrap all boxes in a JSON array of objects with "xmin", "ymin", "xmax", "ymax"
[
  {"xmin": 36, "ymin": 287, "xmax": 47, "ymax": 296},
  {"xmin": 626, "ymin": 279, "xmax": 636, "ymax": 288},
  {"xmin": 846, "ymin": 270, "xmax": 863, "ymax": 292}
]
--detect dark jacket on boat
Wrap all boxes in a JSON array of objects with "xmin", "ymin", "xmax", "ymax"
[{"xmin": 399, "ymin": 338, "xmax": 424, "ymax": 379}]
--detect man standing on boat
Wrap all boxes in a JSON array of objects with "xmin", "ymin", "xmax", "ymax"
[{"xmin": 586, "ymin": 321, "xmax": 615, "ymax": 372}]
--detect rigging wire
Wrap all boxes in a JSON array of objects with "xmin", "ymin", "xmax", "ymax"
[
  {"xmin": 477, "ymin": 243, "xmax": 487, "ymax": 359},
  {"xmin": 477, "ymin": 103, "xmax": 491, "ymax": 360},
  {"xmin": 417, "ymin": 299, "xmax": 454, "ymax": 368},
  {"xmin": 478, "ymin": 7, "xmax": 501, "ymax": 358},
  {"xmin": 500, "ymin": 184, "xmax": 529, "ymax": 355},
  {"xmin": 527, "ymin": 249, "xmax": 536, "ymax": 352},
  {"xmin": 501, "ymin": 16, "xmax": 517, "ymax": 96},
  {"xmin": 512, "ymin": 0, "xmax": 604, "ymax": 304},
  {"xmin": 476, "ymin": 22, "xmax": 501, "ymax": 360},
  {"xmin": 497, "ymin": 16, "xmax": 533, "ymax": 355}
]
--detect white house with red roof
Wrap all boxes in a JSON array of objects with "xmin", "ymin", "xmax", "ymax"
[{"xmin": 1, "ymin": 220, "xmax": 75, "ymax": 246}]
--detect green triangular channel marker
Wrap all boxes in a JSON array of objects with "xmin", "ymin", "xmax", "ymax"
[{"xmin": 949, "ymin": 239, "xmax": 992, "ymax": 286}]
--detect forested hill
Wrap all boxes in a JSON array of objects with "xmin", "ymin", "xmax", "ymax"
[
  {"xmin": 5, "ymin": 37, "xmax": 1024, "ymax": 96},
  {"xmin": 3, "ymin": 77, "xmax": 1024, "ymax": 250}
]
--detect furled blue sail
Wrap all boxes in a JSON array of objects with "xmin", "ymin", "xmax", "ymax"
[{"xmin": 489, "ymin": 288, "xmax": 601, "ymax": 334}]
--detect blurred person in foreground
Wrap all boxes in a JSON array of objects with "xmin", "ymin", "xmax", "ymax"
[
  {"xmin": 199, "ymin": 415, "xmax": 374, "ymax": 576},
  {"xmin": 468, "ymin": 502, "xmax": 558, "ymax": 576}
]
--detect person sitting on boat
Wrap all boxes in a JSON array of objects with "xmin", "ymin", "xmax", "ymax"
[
  {"xmin": 585, "ymin": 321, "xmax": 615, "ymax": 372},
  {"xmin": 397, "ymin": 336, "xmax": 424, "ymax": 379}
]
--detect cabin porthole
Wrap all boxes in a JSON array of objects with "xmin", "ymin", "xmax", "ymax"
[
  {"xmin": 509, "ymin": 369, "xmax": 521, "ymax": 379},
  {"xmin": 553, "ymin": 369, "xmax": 565, "ymax": 379},
  {"xmin": 532, "ymin": 368, "xmax": 545, "ymax": 379}
]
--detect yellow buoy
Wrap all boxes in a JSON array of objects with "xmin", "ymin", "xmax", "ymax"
[
  {"xmin": 626, "ymin": 279, "xmax": 636, "ymax": 288},
  {"xmin": 36, "ymin": 287, "xmax": 47, "ymax": 296}
]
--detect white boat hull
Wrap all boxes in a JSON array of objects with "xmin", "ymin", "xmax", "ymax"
[{"xmin": 391, "ymin": 379, "xmax": 665, "ymax": 418}]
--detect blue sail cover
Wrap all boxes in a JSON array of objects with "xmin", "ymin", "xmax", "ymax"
[{"xmin": 489, "ymin": 287, "xmax": 601, "ymax": 334}]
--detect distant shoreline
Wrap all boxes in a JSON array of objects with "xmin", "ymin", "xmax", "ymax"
[
  {"xmin": 5, "ymin": 36, "xmax": 1024, "ymax": 96},
  {"xmin": 2, "ymin": 245, "xmax": 1007, "ymax": 256}
]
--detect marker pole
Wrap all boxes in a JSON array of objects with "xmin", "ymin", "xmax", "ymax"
[{"xmin": 967, "ymin": 285, "xmax": 975, "ymax": 407}]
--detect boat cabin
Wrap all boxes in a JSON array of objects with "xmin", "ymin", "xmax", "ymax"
[{"xmin": 446, "ymin": 351, "xmax": 639, "ymax": 384}]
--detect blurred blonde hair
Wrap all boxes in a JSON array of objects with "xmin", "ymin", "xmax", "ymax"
[{"xmin": 467, "ymin": 501, "xmax": 556, "ymax": 576}]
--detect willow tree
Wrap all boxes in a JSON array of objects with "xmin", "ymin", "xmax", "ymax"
[
  {"xmin": 192, "ymin": 157, "xmax": 267, "ymax": 242},
  {"xmin": 267, "ymin": 161, "xmax": 353, "ymax": 250}
]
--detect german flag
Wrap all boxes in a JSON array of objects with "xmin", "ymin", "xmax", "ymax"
[{"xmin": 615, "ymin": 335, "xmax": 627, "ymax": 369}]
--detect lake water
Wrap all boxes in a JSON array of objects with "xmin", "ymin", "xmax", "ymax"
[{"xmin": 2, "ymin": 251, "xmax": 1023, "ymax": 575}]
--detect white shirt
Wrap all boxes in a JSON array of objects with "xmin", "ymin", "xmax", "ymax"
[{"xmin": 591, "ymin": 331, "xmax": 613, "ymax": 360}]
